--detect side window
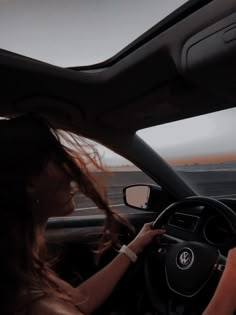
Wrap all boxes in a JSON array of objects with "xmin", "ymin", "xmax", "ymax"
[{"xmin": 71, "ymin": 144, "xmax": 155, "ymax": 217}]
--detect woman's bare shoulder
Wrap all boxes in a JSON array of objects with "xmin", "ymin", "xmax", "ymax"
[{"xmin": 29, "ymin": 296, "xmax": 84, "ymax": 315}]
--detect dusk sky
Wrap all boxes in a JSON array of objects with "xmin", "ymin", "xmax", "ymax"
[
  {"xmin": 103, "ymin": 107, "xmax": 236, "ymax": 165},
  {"xmin": 0, "ymin": 0, "xmax": 235, "ymax": 165}
]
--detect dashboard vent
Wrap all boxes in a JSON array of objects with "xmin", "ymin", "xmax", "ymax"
[{"xmin": 168, "ymin": 212, "xmax": 198, "ymax": 231}]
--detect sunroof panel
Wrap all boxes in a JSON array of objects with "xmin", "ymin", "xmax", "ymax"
[{"xmin": 0, "ymin": 0, "xmax": 189, "ymax": 67}]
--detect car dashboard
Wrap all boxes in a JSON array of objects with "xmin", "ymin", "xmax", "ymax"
[{"xmin": 164, "ymin": 198, "xmax": 236, "ymax": 256}]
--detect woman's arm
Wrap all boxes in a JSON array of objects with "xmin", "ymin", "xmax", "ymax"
[
  {"xmin": 203, "ymin": 248, "xmax": 236, "ymax": 315},
  {"xmin": 30, "ymin": 296, "xmax": 84, "ymax": 315},
  {"xmin": 71, "ymin": 223, "xmax": 165, "ymax": 314}
]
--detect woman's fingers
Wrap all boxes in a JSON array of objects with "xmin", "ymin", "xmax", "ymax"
[
  {"xmin": 128, "ymin": 222, "xmax": 166, "ymax": 254},
  {"xmin": 152, "ymin": 228, "xmax": 166, "ymax": 235},
  {"xmin": 144, "ymin": 221, "xmax": 166, "ymax": 233},
  {"xmin": 148, "ymin": 228, "xmax": 166, "ymax": 242}
]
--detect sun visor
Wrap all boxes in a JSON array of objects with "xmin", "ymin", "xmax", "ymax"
[{"xmin": 181, "ymin": 12, "xmax": 236, "ymax": 94}]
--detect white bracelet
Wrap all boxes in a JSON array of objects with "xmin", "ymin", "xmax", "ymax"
[{"xmin": 119, "ymin": 245, "xmax": 138, "ymax": 263}]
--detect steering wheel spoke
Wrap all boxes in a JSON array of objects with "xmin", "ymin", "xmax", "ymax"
[
  {"xmin": 148, "ymin": 233, "xmax": 183, "ymax": 261},
  {"xmin": 161, "ymin": 233, "xmax": 184, "ymax": 244}
]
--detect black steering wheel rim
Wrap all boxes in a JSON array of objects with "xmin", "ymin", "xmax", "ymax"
[
  {"xmin": 145, "ymin": 196, "xmax": 236, "ymax": 314},
  {"xmin": 152, "ymin": 196, "xmax": 236, "ymax": 232}
]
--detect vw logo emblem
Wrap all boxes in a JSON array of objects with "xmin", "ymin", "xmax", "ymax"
[{"xmin": 176, "ymin": 248, "xmax": 194, "ymax": 269}]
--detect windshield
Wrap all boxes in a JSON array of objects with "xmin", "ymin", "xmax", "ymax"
[
  {"xmin": 0, "ymin": 0, "xmax": 188, "ymax": 67},
  {"xmin": 137, "ymin": 107, "xmax": 236, "ymax": 198}
]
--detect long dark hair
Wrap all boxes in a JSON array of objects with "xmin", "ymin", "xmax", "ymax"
[{"xmin": 0, "ymin": 114, "xmax": 132, "ymax": 314}]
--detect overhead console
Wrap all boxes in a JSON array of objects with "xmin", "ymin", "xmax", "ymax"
[{"xmin": 181, "ymin": 12, "xmax": 236, "ymax": 99}]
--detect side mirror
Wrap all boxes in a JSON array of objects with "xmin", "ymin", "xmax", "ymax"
[{"xmin": 123, "ymin": 184, "xmax": 163, "ymax": 212}]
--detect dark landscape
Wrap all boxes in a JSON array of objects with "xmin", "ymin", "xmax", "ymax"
[{"xmin": 67, "ymin": 161, "xmax": 236, "ymax": 217}]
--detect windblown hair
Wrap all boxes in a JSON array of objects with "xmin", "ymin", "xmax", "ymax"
[{"xmin": 0, "ymin": 114, "xmax": 132, "ymax": 314}]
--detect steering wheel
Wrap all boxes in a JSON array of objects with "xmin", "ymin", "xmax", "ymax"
[{"xmin": 144, "ymin": 196, "xmax": 236, "ymax": 314}]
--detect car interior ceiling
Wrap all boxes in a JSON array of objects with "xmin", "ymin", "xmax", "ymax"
[{"xmin": 0, "ymin": 0, "xmax": 235, "ymax": 132}]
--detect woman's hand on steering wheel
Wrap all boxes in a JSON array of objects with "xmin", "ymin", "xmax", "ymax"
[
  {"xmin": 203, "ymin": 247, "xmax": 236, "ymax": 315},
  {"xmin": 225, "ymin": 247, "xmax": 236, "ymax": 270},
  {"xmin": 219, "ymin": 247, "xmax": 236, "ymax": 286},
  {"xmin": 128, "ymin": 222, "xmax": 166, "ymax": 255}
]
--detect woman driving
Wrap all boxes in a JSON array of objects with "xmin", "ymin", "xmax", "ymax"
[
  {"xmin": 1, "ymin": 114, "xmax": 236, "ymax": 315},
  {"xmin": 0, "ymin": 114, "xmax": 164, "ymax": 315}
]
